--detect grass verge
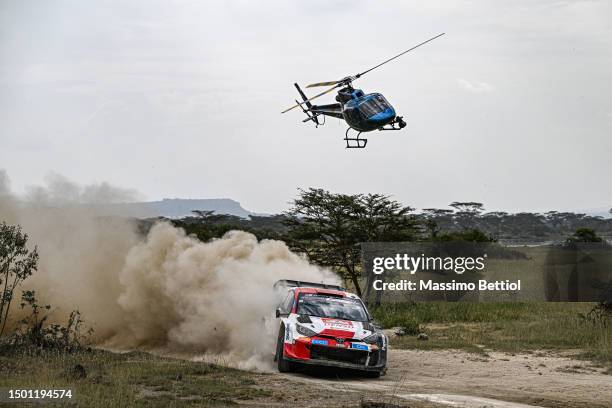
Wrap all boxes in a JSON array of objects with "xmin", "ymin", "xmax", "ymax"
[
  {"xmin": 370, "ymin": 302, "xmax": 611, "ymax": 367},
  {"xmin": 0, "ymin": 348, "xmax": 270, "ymax": 407}
]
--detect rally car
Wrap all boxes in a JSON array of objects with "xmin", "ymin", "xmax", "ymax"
[{"xmin": 273, "ymin": 280, "xmax": 387, "ymax": 378}]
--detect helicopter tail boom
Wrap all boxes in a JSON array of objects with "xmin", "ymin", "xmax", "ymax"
[{"xmin": 310, "ymin": 103, "xmax": 343, "ymax": 119}]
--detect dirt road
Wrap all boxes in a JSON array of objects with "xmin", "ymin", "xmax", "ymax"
[{"xmin": 258, "ymin": 348, "xmax": 612, "ymax": 408}]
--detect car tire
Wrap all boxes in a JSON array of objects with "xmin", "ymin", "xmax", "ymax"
[
  {"xmin": 365, "ymin": 370, "xmax": 381, "ymax": 378},
  {"xmin": 276, "ymin": 325, "xmax": 293, "ymax": 373}
]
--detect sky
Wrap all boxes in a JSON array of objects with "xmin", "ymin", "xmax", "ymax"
[{"xmin": 1, "ymin": 0, "xmax": 611, "ymax": 214}]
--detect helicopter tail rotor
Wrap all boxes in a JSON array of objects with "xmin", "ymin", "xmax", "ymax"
[
  {"xmin": 281, "ymin": 83, "xmax": 339, "ymax": 113},
  {"xmin": 293, "ymin": 83, "xmax": 320, "ymax": 125}
]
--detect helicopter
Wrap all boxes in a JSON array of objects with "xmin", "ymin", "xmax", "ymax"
[{"xmin": 281, "ymin": 33, "xmax": 445, "ymax": 148}]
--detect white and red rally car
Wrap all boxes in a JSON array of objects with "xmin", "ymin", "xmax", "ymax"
[{"xmin": 273, "ymin": 280, "xmax": 387, "ymax": 378}]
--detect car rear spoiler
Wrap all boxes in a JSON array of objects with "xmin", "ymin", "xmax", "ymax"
[{"xmin": 273, "ymin": 279, "xmax": 345, "ymax": 292}]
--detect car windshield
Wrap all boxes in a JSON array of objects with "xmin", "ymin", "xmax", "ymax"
[
  {"xmin": 358, "ymin": 95, "xmax": 390, "ymax": 118},
  {"xmin": 297, "ymin": 294, "xmax": 369, "ymax": 322}
]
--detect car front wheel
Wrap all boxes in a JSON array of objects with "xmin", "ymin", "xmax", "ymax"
[{"xmin": 275, "ymin": 325, "xmax": 293, "ymax": 372}]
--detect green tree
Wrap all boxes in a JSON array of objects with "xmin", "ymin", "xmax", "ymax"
[
  {"xmin": 284, "ymin": 188, "xmax": 419, "ymax": 297},
  {"xmin": 421, "ymin": 208, "xmax": 453, "ymax": 239},
  {"xmin": 449, "ymin": 201, "xmax": 484, "ymax": 230},
  {"xmin": 171, "ymin": 211, "xmax": 285, "ymax": 242},
  {"xmin": 566, "ymin": 227, "xmax": 603, "ymax": 244},
  {"xmin": 449, "ymin": 202, "xmax": 484, "ymax": 215},
  {"xmin": 0, "ymin": 222, "xmax": 39, "ymax": 337}
]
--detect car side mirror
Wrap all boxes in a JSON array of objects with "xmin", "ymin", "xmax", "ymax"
[{"xmin": 275, "ymin": 308, "xmax": 281, "ymax": 318}]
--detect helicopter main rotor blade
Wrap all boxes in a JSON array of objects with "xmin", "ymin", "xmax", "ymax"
[
  {"xmin": 281, "ymin": 84, "xmax": 338, "ymax": 114},
  {"xmin": 306, "ymin": 80, "xmax": 341, "ymax": 88},
  {"xmin": 283, "ymin": 34, "xmax": 444, "ymax": 113},
  {"xmin": 356, "ymin": 33, "xmax": 445, "ymax": 78}
]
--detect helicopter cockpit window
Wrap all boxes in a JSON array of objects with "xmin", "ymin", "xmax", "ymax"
[{"xmin": 358, "ymin": 95, "xmax": 390, "ymax": 118}]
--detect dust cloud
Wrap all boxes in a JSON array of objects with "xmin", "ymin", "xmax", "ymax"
[
  {"xmin": 0, "ymin": 170, "xmax": 338, "ymax": 369},
  {"xmin": 0, "ymin": 170, "xmax": 141, "ymax": 338},
  {"xmin": 115, "ymin": 222, "xmax": 338, "ymax": 369}
]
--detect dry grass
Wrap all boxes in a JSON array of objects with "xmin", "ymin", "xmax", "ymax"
[
  {"xmin": 0, "ymin": 349, "xmax": 270, "ymax": 407},
  {"xmin": 372, "ymin": 302, "xmax": 612, "ymax": 367}
]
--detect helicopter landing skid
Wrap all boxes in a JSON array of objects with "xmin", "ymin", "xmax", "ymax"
[{"xmin": 344, "ymin": 128, "xmax": 368, "ymax": 149}]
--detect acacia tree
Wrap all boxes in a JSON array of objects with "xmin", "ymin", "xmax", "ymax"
[
  {"xmin": 449, "ymin": 201, "xmax": 484, "ymax": 230},
  {"xmin": 284, "ymin": 188, "xmax": 419, "ymax": 297},
  {"xmin": 0, "ymin": 222, "xmax": 39, "ymax": 337},
  {"xmin": 421, "ymin": 208, "xmax": 454, "ymax": 239}
]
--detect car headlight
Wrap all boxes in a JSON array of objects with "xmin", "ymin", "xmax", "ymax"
[
  {"xmin": 362, "ymin": 332, "xmax": 383, "ymax": 345},
  {"xmin": 296, "ymin": 324, "xmax": 317, "ymax": 337}
]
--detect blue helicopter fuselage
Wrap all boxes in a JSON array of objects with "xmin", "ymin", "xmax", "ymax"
[{"xmin": 341, "ymin": 89, "xmax": 396, "ymax": 132}]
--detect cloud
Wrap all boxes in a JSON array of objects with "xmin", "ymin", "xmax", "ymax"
[
  {"xmin": 1, "ymin": 0, "xmax": 610, "ymax": 213},
  {"xmin": 457, "ymin": 78, "xmax": 495, "ymax": 93}
]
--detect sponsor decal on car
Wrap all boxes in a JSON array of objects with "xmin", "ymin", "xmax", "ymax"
[
  {"xmin": 311, "ymin": 339, "xmax": 328, "ymax": 346},
  {"xmin": 350, "ymin": 342, "xmax": 369, "ymax": 351},
  {"xmin": 321, "ymin": 318, "xmax": 354, "ymax": 329}
]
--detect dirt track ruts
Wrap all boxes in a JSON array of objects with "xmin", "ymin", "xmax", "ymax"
[{"xmin": 263, "ymin": 348, "xmax": 612, "ymax": 408}]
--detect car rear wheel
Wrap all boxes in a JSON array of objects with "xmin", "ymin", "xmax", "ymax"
[{"xmin": 275, "ymin": 325, "xmax": 293, "ymax": 373}]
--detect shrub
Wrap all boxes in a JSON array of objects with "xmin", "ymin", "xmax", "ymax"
[
  {"xmin": 0, "ymin": 223, "xmax": 91, "ymax": 354},
  {"xmin": 0, "ymin": 222, "xmax": 39, "ymax": 337}
]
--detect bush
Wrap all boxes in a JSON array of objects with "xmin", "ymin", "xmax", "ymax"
[
  {"xmin": 3, "ymin": 290, "xmax": 92, "ymax": 353},
  {"xmin": 0, "ymin": 222, "xmax": 91, "ymax": 354},
  {"xmin": 566, "ymin": 227, "xmax": 604, "ymax": 244},
  {"xmin": 0, "ymin": 222, "xmax": 39, "ymax": 337}
]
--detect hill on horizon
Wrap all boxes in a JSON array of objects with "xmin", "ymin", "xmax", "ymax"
[
  {"xmin": 93, "ymin": 198, "xmax": 255, "ymax": 219},
  {"xmin": 83, "ymin": 197, "xmax": 610, "ymax": 221}
]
